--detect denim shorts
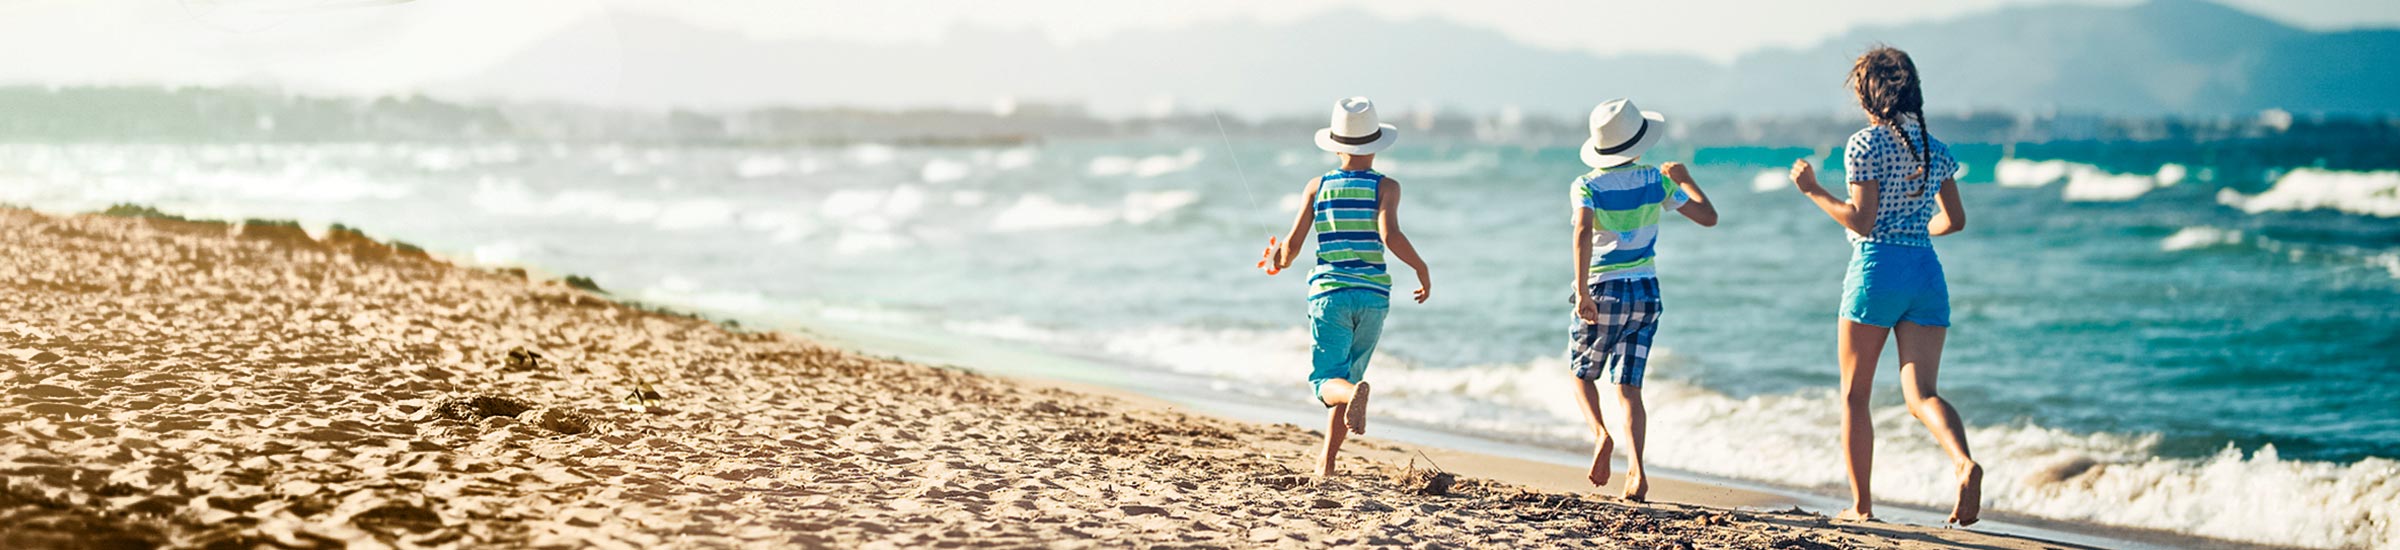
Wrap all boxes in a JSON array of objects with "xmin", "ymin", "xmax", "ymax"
[
  {"xmin": 1568, "ymin": 278, "xmax": 1663, "ymax": 387},
  {"xmin": 1308, "ymin": 289, "xmax": 1390, "ymax": 405},
  {"xmin": 1841, "ymin": 242, "xmax": 1950, "ymax": 328}
]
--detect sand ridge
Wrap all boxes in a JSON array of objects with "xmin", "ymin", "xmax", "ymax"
[{"xmin": 0, "ymin": 207, "xmax": 2080, "ymax": 549}]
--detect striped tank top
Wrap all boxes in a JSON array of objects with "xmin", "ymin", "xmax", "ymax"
[{"xmin": 1309, "ymin": 169, "xmax": 1393, "ymax": 297}]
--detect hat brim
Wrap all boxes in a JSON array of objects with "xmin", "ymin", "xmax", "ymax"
[
  {"xmin": 1580, "ymin": 111, "xmax": 1668, "ymax": 168},
  {"xmin": 1315, "ymin": 124, "xmax": 1400, "ymax": 155}
]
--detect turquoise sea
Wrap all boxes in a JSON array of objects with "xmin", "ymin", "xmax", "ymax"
[{"xmin": 4, "ymin": 135, "xmax": 2395, "ymax": 548}]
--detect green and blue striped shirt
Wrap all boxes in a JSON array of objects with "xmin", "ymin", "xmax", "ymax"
[
  {"xmin": 1309, "ymin": 169, "xmax": 1393, "ymax": 297},
  {"xmin": 1574, "ymin": 164, "xmax": 1689, "ymax": 282}
]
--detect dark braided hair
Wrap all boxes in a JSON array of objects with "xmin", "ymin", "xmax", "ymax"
[{"xmin": 1848, "ymin": 45, "xmax": 1932, "ymax": 181}]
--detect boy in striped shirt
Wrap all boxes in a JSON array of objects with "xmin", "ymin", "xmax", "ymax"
[
  {"xmin": 1269, "ymin": 97, "xmax": 1433, "ymax": 477},
  {"xmin": 1568, "ymin": 99, "xmax": 1718, "ymax": 501}
]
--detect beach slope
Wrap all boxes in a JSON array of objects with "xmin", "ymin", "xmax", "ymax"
[{"xmin": 0, "ymin": 207, "xmax": 2076, "ymax": 549}]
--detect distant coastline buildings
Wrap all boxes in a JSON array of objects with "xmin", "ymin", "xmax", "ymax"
[{"xmin": 0, "ymin": 86, "xmax": 2386, "ymax": 150}]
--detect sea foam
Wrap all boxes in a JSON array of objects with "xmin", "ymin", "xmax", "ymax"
[
  {"xmin": 471, "ymin": 178, "xmax": 813, "ymax": 240},
  {"xmin": 1995, "ymin": 159, "xmax": 2078, "ymax": 188},
  {"xmin": 2216, "ymin": 168, "xmax": 2400, "ymax": 218},
  {"xmin": 2060, "ymin": 171, "xmax": 2160, "ymax": 202},
  {"xmin": 1376, "ymin": 151, "xmax": 1499, "ymax": 178},
  {"xmin": 819, "ymin": 186, "xmax": 927, "ymax": 227},
  {"xmin": 651, "ymin": 198, "xmax": 738, "ymax": 231},
  {"xmin": 814, "ymin": 186, "xmax": 929, "ymax": 253},
  {"xmin": 1995, "ymin": 159, "xmax": 2186, "ymax": 202},
  {"xmin": 989, "ymin": 190, "xmax": 1202, "ymax": 232},
  {"xmin": 2160, "ymin": 225, "xmax": 2400, "ymax": 279},
  {"xmin": 846, "ymin": 144, "xmax": 897, "ymax": 166},
  {"xmin": 1751, "ymin": 169, "xmax": 1787, "ymax": 193},
  {"xmin": 1087, "ymin": 148, "xmax": 1205, "ymax": 178},
  {"xmin": 2156, "ymin": 163, "xmax": 2189, "ymax": 186},
  {"xmin": 2159, "ymin": 226, "xmax": 2243, "ymax": 251},
  {"xmin": 1122, "ymin": 190, "xmax": 1200, "ymax": 224},
  {"xmin": 735, "ymin": 156, "xmax": 791, "ymax": 178},
  {"xmin": 921, "ymin": 158, "xmax": 973, "ymax": 183},
  {"xmin": 985, "ymin": 148, "xmax": 1038, "ymax": 171},
  {"xmin": 638, "ymin": 275, "xmax": 770, "ymax": 314},
  {"xmin": 989, "ymin": 194, "xmax": 1119, "ymax": 232},
  {"xmin": 471, "ymin": 178, "xmax": 659, "ymax": 223},
  {"xmin": 1017, "ymin": 324, "xmax": 2400, "ymax": 549}
]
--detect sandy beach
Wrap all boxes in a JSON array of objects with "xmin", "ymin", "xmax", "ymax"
[{"xmin": 0, "ymin": 206, "xmax": 2102, "ymax": 549}]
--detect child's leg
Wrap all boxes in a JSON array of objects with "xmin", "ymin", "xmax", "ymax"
[
  {"xmin": 1343, "ymin": 297, "xmax": 1388, "ymax": 435},
  {"xmin": 1836, "ymin": 319, "xmax": 1891, "ymax": 521},
  {"xmin": 1306, "ymin": 290, "xmax": 1379, "ymax": 475},
  {"xmin": 1308, "ymin": 293, "xmax": 1359, "ymax": 409},
  {"xmin": 1569, "ymin": 289, "xmax": 1618, "ymax": 487},
  {"xmin": 1317, "ymin": 403, "xmax": 1349, "ymax": 476},
  {"xmin": 1572, "ymin": 378, "xmax": 1613, "ymax": 487},
  {"xmin": 1894, "ymin": 320, "xmax": 1980, "ymax": 526},
  {"xmin": 1605, "ymin": 298, "xmax": 1659, "ymax": 501},
  {"xmin": 1317, "ymin": 379, "xmax": 1357, "ymax": 406},
  {"xmin": 1614, "ymin": 383, "xmax": 1649, "ymax": 501}
]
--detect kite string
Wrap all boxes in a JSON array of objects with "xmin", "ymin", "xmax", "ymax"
[
  {"xmin": 1214, "ymin": 113, "xmax": 1291, "ymax": 275},
  {"xmin": 1211, "ymin": 113, "xmax": 1268, "ymax": 223}
]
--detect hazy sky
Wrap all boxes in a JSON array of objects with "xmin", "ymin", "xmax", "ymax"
[{"xmin": 0, "ymin": 0, "xmax": 2392, "ymax": 95}]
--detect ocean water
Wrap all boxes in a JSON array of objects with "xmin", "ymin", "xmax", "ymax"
[{"xmin": 2, "ymin": 138, "xmax": 2396, "ymax": 549}]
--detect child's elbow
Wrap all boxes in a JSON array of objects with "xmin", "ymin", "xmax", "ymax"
[
  {"xmin": 1683, "ymin": 205, "xmax": 1719, "ymax": 227},
  {"xmin": 1846, "ymin": 215, "xmax": 1876, "ymax": 234}
]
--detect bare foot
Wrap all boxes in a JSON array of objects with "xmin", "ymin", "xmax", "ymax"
[
  {"xmin": 1345, "ymin": 381, "xmax": 1371, "ymax": 435},
  {"xmin": 1949, "ymin": 461, "xmax": 1983, "ymax": 527},
  {"xmin": 1586, "ymin": 437, "xmax": 1614, "ymax": 487},
  {"xmin": 1834, "ymin": 508, "xmax": 1876, "ymax": 523},
  {"xmin": 1620, "ymin": 471, "xmax": 1648, "ymax": 503}
]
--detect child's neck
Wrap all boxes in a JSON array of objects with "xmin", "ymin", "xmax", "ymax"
[{"xmin": 1339, "ymin": 156, "xmax": 1374, "ymax": 171}]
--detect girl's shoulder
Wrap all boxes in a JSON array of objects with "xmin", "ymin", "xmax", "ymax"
[
  {"xmin": 1847, "ymin": 125, "xmax": 1950, "ymax": 153},
  {"xmin": 1846, "ymin": 126, "xmax": 1889, "ymax": 147}
]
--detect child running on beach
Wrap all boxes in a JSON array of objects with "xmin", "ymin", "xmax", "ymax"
[
  {"xmin": 1268, "ymin": 97, "xmax": 1432, "ymax": 477},
  {"xmin": 1784, "ymin": 45, "xmax": 1983, "ymax": 526},
  {"xmin": 1567, "ymin": 99, "xmax": 1718, "ymax": 502}
]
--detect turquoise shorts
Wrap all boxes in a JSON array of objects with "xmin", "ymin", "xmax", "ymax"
[
  {"xmin": 1308, "ymin": 289, "xmax": 1389, "ymax": 405},
  {"xmin": 1842, "ymin": 242, "xmax": 1950, "ymax": 328}
]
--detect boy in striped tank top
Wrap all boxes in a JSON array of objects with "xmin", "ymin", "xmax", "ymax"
[
  {"xmin": 1568, "ymin": 99, "xmax": 1719, "ymax": 501},
  {"xmin": 1268, "ymin": 97, "xmax": 1433, "ymax": 477}
]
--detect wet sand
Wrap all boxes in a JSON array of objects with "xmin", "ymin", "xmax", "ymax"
[{"xmin": 0, "ymin": 207, "xmax": 2096, "ymax": 549}]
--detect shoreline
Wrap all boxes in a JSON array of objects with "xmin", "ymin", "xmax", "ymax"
[
  {"xmin": 0, "ymin": 205, "xmax": 2276, "ymax": 549},
  {"xmin": 785, "ymin": 304, "xmax": 2271, "ymax": 550}
]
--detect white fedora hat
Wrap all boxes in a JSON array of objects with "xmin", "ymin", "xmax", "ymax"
[
  {"xmin": 1314, "ymin": 97, "xmax": 1399, "ymax": 155},
  {"xmin": 1580, "ymin": 98, "xmax": 1667, "ymax": 168}
]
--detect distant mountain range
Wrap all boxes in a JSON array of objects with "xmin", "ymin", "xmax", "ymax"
[{"xmin": 442, "ymin": 0, "xmax": 2399, "ymax": 117}]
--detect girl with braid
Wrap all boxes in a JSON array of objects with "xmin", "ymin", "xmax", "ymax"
[{"xmin": 1786, "ymin": 45, "xmax": 1983, "ymax": 526}]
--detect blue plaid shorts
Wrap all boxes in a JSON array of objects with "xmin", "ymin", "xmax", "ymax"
[{"xmin": 1568, "ymin": 278, "xmax": 1663, "ymax": 387}]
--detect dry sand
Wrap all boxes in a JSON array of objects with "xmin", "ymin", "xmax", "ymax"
[{"xmin": 0, "ymin": 207, "xmax": 2098, "ymax": 549}]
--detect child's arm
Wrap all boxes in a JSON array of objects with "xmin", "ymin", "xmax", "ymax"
[
  {"xmin": 1271, "ymin": 177, "xmax": 1324, "ymax": 271},
  {"xmin": 1659, "ymin": 162, "xmax": 1718, "ymax": 227},
  {"xmin": 1789, "ymin": 159, "xmax": 1880, "ymax": 236},
  {"xmin": 1571, "ymin": 200, "xmax": 1600, "ymax": 324},
  {"xmin": 1930, "ymin": 178, "xmax": 1967, "ymax": 236},
  {"xmin": 1376, "ymin": 178, "xmax": 1431, "ymax": 304}
]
